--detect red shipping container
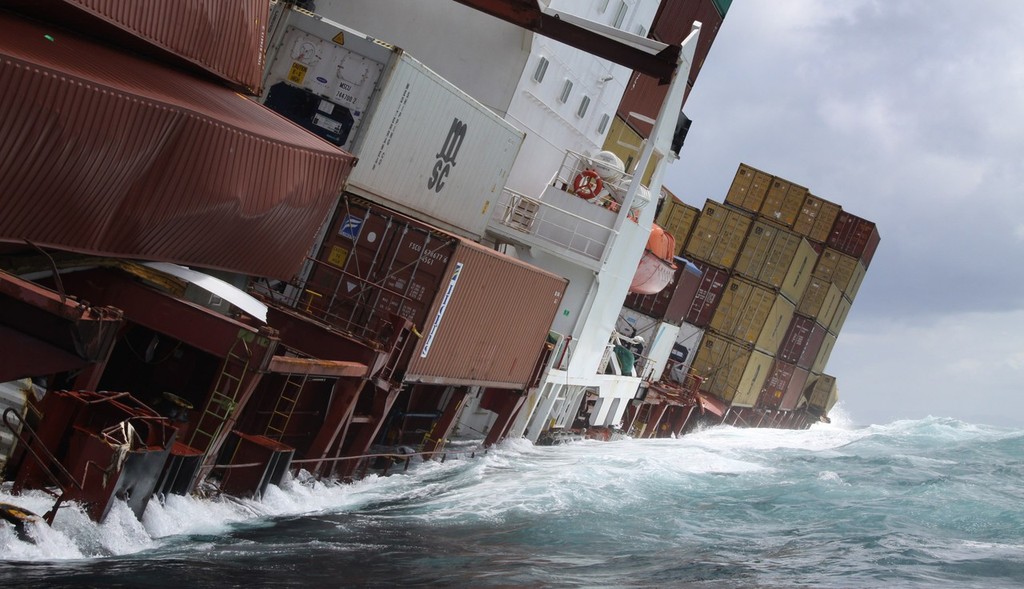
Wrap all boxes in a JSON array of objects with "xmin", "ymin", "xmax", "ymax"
[
  {"xmin": 827, "ymin": 211, "xmax": 881, "ymax": 267},
  {"xmin": 779, "ymin": 364, "xmax": 811, "ymax": 411},
  {"xmin": 624, "ymin": 259, "xmax": 703, "ymax": 325},
  {"xmin": 684, "ymin": 261, "xmax": 730, "ymax": 328},
  {"xmin": 1, "ymin": 0, "xmax": 269, "ymax": 94},
  {"xmin": 758, "ymin": 360, "xmax": 810, "ymax": 411}
]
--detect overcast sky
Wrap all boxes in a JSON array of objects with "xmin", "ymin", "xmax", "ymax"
[{"xmin": 664, "ymin": 1, "xmax": 1024, "ymax": 427}]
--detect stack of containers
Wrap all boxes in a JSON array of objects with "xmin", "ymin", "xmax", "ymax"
[{"xmin": 667, "ymin": 163, "xmax": 878, "ymax": 417}]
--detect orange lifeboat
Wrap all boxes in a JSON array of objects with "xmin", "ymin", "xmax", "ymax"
[{"xmin": 629, "ymin": 224, "xmax": 677, "ymax": 294}]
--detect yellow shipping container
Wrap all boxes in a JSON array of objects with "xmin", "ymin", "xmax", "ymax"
[
  {"xmin": 813, "ymin": 248, "xmax": 859, "ymax": 293},
  {"xmin": 656, "ymin": 191, "xmax": 700, "ymax": 255},
  {"xmin": 779, "ymin": 238, "xmax": 818, "ymax": 304},
  {"xmin": 846, "ymin": 259, "xmax": 867, "ymax": 301},
  {"xmin": 830, "ymin": 295, "xmax": 853, "ymax": 335},
  {"xmin": 805, "ymin": 374, "xmax": 838, "ymax": 413},
  {"xmin": 724, "ymin": 163, "xmax": 772, "ymax": 213},
  {"xmin": 733, "ymin": 220, "xmax": 784, "ymax": 283},
  {"xmin": 602, "ymin": 116, "xmax": 661, "ymax": 185},
  {"xmin": 810, "ymin": 331, "xmax": 837, "ymax": 375},
  {"xmin": 710, "ymin": 276, "xmax": 777, "ymax": 345},
  {"xmin": 692, "ymin": 331, "xmax": 754, "ymax": 403},
  {"xmin": 729, "ymin": 349, "xmax": 776, "ymax": 408},
  {"xmin": 797, "ymin": 277, "xmax": 842, "ymax": 327},
  {"xmin": 792, "ymin": 194, "xmax": 842, "ymax": 243},
  {"xmin": 760, "ymin": 178, "xmax": 807, "ymax": 227},
  {"xmin": 755, "ymin": 295, "xmax": 796, "ymax": 355},
  {"xmin": 684, "ymin": 200, "xmax": 753, "ymax": 269}
]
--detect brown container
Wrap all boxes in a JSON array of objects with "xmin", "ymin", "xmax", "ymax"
[
  {"xmin": 757, "ymin": 360, "xmax": 810, "ymax": 411},
  {"xmin": 779, "ymin": 238, "xmax": 818, "ymax": 304},
  {"xmin": 684, "ymin": 200, "xmax": 753, "ymax": 269},
  {"xmin": 616, "ymin": 0, "xmax": 724, "ymax": 137},
  {"xmin": 683, "ymin": 261, "xmax": 730, "ymax": 328},
  {"xmin": 806, "ymin": 374, "xmax": 839, "ymax": 414},
  {"xmin": 406, "ymin": 239, "xmax": 567, "ymax": 389},
  {"xmin": 1, "ymin": 0, "xmax": 269, "ymax": 94},
  {"xmin": 797, "ymin": 278, "xmax": 843, "ymax": 327},
  {"xmin": 733, "ymin": 221, "xmax": 816, "ymax": 301},
  {"xmin": 792, "ymin": 194, "xmax": 841, "ymax": 243},
  {"xmin": 307, "ymin": 197, "xmax": 458, "ymax": 338},
  {"xmin": 846, "ymin": 260, "xmax": 868, "ymax": 302},
  {"xmin": 812, "ymin": 248, "xmax": 859, "ymax": 294},
  {"xmin": 624, "ymin": 259, "xmax": 704, "ymax": 326},
  {"xmin": 729, "ymin": 348, "xmax": 775, "ymax": 408},
  {"xmin": 760, "ymin": 177, "xmax": 807, "ymax": 227},
  {"xmin": 656, "ymin": 189, "xmax": 700, "ymax": 254},
  {"xmin": 778, "ymin": 314, "xmax": 828, "ymax": 371},
  {"xmin": 828, "ymin": 211, "xmax": 881, "ymax": 267},
  {"xmin": 0, "ymin": 13, "xmax": 354, "ymax": 280},
  {"xmin": 724, "ymin": 164, "xmax": 772, "ymax": 214}
]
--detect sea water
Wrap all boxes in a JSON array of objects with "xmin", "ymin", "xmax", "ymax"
[{"xmin": 2, "ymin": 408, "xmax": 1022, "ymax": 588}]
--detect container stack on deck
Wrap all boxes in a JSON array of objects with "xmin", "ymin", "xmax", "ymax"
[{"xmin": 622, "ymin": 164, "xmax": 877, "ymax": 432}]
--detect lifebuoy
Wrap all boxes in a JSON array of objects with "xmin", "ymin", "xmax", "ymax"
[{"xmin": 573, "ymin": 170, "xmax": 603, "ymax": 199}]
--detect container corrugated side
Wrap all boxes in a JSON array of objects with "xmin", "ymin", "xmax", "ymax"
[
  {"xmin": 656, "ymin": 190, "xmax": 700, "ymax": 254},
  {"xmin": 754, "ymin": 295, "xmax": 796, "ymax": 355},
  {"xmin": 724, "ymin": 163, "xmax": 772, "ymax": 214},
  {"xmin": 347, "ymin": 52, "xmax": 524, "ymax": 240},
  {"xmin": 760, "ymin": 177, "xmax": 807, "ymax": 227},
  {"xmin": 810, "ymin": 332, "xmax": 837, "ymax": 375},
  {"xmin": 2, "ymin": 0, "xmax": 268, "ymax": 94},
  {"xmin": 0, "ymin": 13, "xmax": 354, "ymax": 280},
  {"xmin": 778, "ymin": 314, "xmax": 828, "ymax": 371},
  {"xmin": 846, "ymin": 260, "xmax": 868, "ymax": 302},
  {"xmin": 778, "ymin": 364, "xmax": 810, "ymax": 411},
  {"xmin": 829, "ymin": 295, "xmax": 853, "ymax": 336},
  {"xmin": 797, "ymin": 277, "xmax": 842, "ymax": 327},
  {"xmin": 671, "ymin": 322, "xmax": 705, "ymax": 378},
  {"xmin": 683, "ymin": 261, "xmax": 730, "ymax": 328},
  {"xmin": 406, "ymin": 239, "xmax": 566, "ymax": 389},
  {"xmin": 683, "ymin": 200, "xmax": 752, "ymax": 269},
  {"xmin": 792, "ymin": 194, "xmax": 841, "ymax": 243},
  {"xmin": 779, "ymin": 238, "xmax": 818, "ymax": 304},
  {"xmin": 758, "ymin": 360, "xmax": 809, "ymax": 411},
  {"xmin": 728, "ymin": 349, "xmax": 775, "ymax": 408}
]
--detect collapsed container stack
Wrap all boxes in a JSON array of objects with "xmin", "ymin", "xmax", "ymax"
[{"xmin": 625, "ymin": 164, "xmax": 878, "ymax": 425}]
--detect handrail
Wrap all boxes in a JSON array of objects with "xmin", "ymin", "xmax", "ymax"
[{"xmin": 2, "ymin": 408, "xmax": 81, "ymax": 525}]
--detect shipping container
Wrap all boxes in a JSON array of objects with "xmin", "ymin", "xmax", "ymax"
[
  {"xmin": 0, "ymin": 12, "xmax": 355, "ymax": 280},
  {"xmin": 829, "ymin": 295, "xmax": 853, "ymax": 336},
  {"xmin": 604, "ymin": 116, "xmax": 661, "ymax": 186},
  {"xmin": 777, "ymin": 314, "xmax": 828, "ymax": 371},
  {"xmin": 2, "ymin": 0, "xmax": 269, "ymax": 94},
  {"xmin": 692, "ymin": 331, "xmax": 763, "ymax": 404},
  {"xmin": 733, "ymin": 221, "xmax": 816, "ymax": 302},
  {"xmin": 305, "ymin": 196, "xmax": 459, "ymax": 339},
  {"xmin": 760, "ymin": 177, "xmax": 807, "ymax": 227},
  {"xmin": 669, "ymin": 322, "xmax": 705, "ymax": 382},
  {"xmin": 812, "ymin": 247, "xmax": 859, "ymax": 294},
  {"xmin": 758, "ymin": 360, "xmax": 810, "ymax": 411},
  {"xmin": 710, "ymin": 276, "xmax": 793, "ymax": 350},
  {"xmin": 806, "ymin": 374, "xmax": 839, "ymax": 414},
  {"xmin": 683, "ymin": 261, "xmax": 730, "ymax": 328},
  {"xmin": 684, "ymin": 200, "xmax": 753, "ymax": 269},
  {"xmin": 724, "ymin": 163, "xmax": 772, "ymax": 214},
  {"xmin": 616, "ymin": 0, "xmax": 724, "ymax": 137},
  {"xmin": 262, "ymin": 7, "xmax": 525, "ymax": 240},
  {"xmin": 846, "ymin": 259, "xmax": 868, "ymax": 302},
  {"xmin": 810, "ymin": 332, "xmax": 837, "ymax": 375},
  {"xmin": 624, "ymin": 259, "xmax": 702, "ymax": 325},
  {"xmin": 827, "ymin": 211, "xmax": 881, "ymax": 266},
  {"xmin": 405, "ymin": 238, "xmax": 567, "ymax": 389},
  {"xmin": 656, "ymin": 189, "xmax": 700, "ymax": 254},
  {"xmin": 792, "ymin": 194, "xmax": 841, "ymax": 243},
  {"xmin": 728, "ymin": 349, "xmax": 775, "ymax": 408},
  {"xmin": 797, "ymin": 277, "xmax": 843, "ymax": 327}
]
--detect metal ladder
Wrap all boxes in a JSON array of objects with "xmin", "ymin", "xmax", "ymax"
[
  {"xmin": 188, "ymin": 334, "xmax": 252, "ymax": 453},
  {"xmin": 264, "ymin": 373, "xmax": 307, "ymax": 441}
]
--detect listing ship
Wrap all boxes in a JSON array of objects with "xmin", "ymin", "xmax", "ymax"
[{"xmin": 0, "ymin": 0, "xmax": 873, "ymax": 528}]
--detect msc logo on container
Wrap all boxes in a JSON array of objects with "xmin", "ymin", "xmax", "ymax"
[{"xmin": 428, "ymin": 118, "xmax": 467, "ymax": 193}]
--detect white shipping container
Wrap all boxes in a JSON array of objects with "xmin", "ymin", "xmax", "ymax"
[{"xmin": 263, "ymin": 6, "xmax": 525, "ymax": 240}]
